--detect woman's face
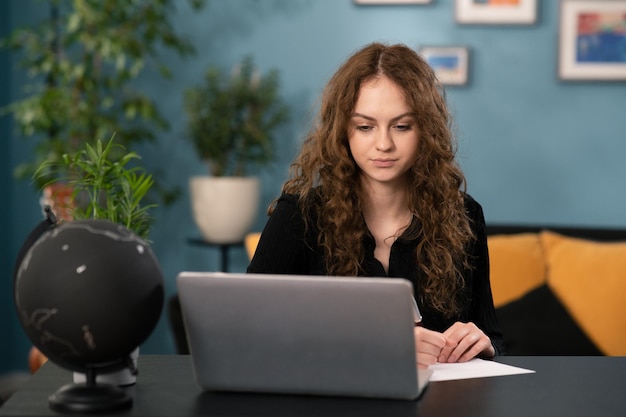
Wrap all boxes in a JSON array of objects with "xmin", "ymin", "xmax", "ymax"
[{"xmin": 348, "ymin": 76, "xmax": 420, "ymax": 190}]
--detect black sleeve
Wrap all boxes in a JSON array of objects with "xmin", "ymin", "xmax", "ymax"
[
  {"xmin": 466, "ymin": 195, "xmax": 506, "ymax": 356},
  {"xmin": 246, "ymin": 194, "xmax": 316, "ymax": 275}
]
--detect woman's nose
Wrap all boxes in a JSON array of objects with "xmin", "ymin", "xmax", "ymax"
[{"xmin": 375, "ymin": 130, "xmax": 393, "ymax": 151}]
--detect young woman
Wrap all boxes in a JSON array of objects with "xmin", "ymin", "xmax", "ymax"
[{"xmin": 247, "ymin": 42, "xmax": 504, "ymax": 368}]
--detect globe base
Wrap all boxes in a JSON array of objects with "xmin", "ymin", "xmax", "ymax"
[{"xmin": 49, "ymin": 382, "xmax": 132, "ymax": 413}]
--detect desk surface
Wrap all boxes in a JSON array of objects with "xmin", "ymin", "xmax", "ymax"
[{"xmin": 1, "ymin": 355, "xmax": 625, "ymax": 417}]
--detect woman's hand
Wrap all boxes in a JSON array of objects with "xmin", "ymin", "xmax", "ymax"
[
  {"xmin": 438, "ymin": 321, "xmax": 494, "ymax": 364},
  {"xmin": 413, "ymin": 326, "xmax": 454, "ymax": 369}
]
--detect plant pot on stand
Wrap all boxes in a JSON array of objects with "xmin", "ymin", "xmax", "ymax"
[
  {"xmin": 182, "ymin": 55, "xmax": 288, "ymax": 252},
  {"xmin": 189, "ymin": 176, "xmax": 260, "ymax": 244}
]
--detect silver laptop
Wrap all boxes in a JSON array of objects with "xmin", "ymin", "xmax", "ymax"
[{"xmin": 176, "ymin": 272, "xmax": 432, "ymax": 400}]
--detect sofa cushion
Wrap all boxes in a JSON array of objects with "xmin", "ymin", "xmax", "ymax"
[
  {"xmin": 541, "ymin": 231, "xmax": 626, "ymax": 356},
  {"xmin": 496, "ymin": 284, "xmax": 602, "ymax": 356},
  {"xmin": 487, "ymin": 233, "xmax": 546, "ymax": 307}
]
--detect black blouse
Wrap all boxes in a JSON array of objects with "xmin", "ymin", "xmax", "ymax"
[{"xmin": 247, "ymin": 193, "xmax": 505, "ymax": 355}]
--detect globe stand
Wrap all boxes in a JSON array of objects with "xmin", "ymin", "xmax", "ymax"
[{"xmin": 49, "ymin": 367, "xmax": 132, "ymax": 413}]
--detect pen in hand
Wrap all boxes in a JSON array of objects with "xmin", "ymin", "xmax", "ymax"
[{"xmin": 412, "ymin": 296, "xmax": 423, "ymax": 327}]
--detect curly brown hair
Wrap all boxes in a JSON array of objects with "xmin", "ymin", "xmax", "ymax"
[{"xmin": 276, "ymin": 42, "xmax": 473, "ymax": 317}]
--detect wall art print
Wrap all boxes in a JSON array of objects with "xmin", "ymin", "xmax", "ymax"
[
  {"xmin": 559, "ymin": 0, "xmax": 626, "ymax": 81},
  {"xmin": 455, "ymin": 0, "xmax": 538, "ymax": 25},
  {"xmin": 354, "ymin": 0, "xmax": 432, "ymax": 4},
  {"xmin": 419, "ymin": 46, "xmax": 470, "ymax": 86}
]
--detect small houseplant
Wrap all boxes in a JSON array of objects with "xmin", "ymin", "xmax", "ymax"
[
  {"xmin": 184, "ymin": 55, "xmax": 290, "ymax": 177},
  {"xmin": 183, "ymin": 55, "xmax": 289, "ymax": 243},
  {"xmin": 35, "ymin": 136, "xmax": 156, "ymax": 242}
]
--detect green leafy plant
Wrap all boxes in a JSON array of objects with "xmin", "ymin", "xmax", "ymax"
[
  {"xmin": 35, "ymin": 136, "xmax": 156, "ymax": 241},
  {"xmin": 1, "ymin": 0, "xmax": 206, "ymax": 191},
  {"xmin": 184, "ymin": 55, "xmax": 290, "ymax": 177}
]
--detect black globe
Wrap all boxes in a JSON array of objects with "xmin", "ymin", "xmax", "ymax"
[{"xmin": 14, "ymin": 219, "xmax": 164, "ymax": 374}]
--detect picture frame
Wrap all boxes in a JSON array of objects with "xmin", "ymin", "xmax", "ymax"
[
  {"xmin": 455, "ymin": 0, "xmax": 538, "ymax": 25},
  {"xmin": 419, "ymin": 46, "xmax": 470, "ymax": 86},
  {"xmin": 558, "ymin": 0, "xmax": 626, "ymax": 81},
  {"xmin": 354, "ymin": 0, "xmax": 432, "ymax": 4}
]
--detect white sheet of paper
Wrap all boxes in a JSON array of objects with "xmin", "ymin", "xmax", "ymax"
[{"xmin": 429, "ymin": 358, "xmax": 535, "ymax": 382}]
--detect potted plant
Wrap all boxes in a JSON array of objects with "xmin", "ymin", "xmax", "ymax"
[
  {"xmin": 35, "ymin": 136, "xmax": 156, "ymax": 241},
  {"xmin": 183, "ymin": 55, "xmax": 289, "ymax": 243},
  {"xmin": 1, "ymin": 0, "xmax": 206, "ymax": 200}
]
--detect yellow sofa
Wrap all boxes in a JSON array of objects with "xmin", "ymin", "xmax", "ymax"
[{"xmin": 487, "ymin": 225, "xmax": 626, "ymax": 356}]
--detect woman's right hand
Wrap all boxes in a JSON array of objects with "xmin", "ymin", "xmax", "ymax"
[{"xmin": 413, "ymin": 326, "xmax": 452, "ymax": 369}]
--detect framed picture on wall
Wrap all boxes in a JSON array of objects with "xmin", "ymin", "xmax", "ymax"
[
  {"xmin": 455, "ymin": 0, "xmax": 538, "ymax": 25},
  {"xmin": 354, "ymin": 0, "xmax": 432, "ymax": 4},
  {"xmin": 419, "ymin": 46, "xmax": 470, "ymax": 86},
  {"xmin": 559, "ymin": 0, "xmax": 626, "ymax": 81}
]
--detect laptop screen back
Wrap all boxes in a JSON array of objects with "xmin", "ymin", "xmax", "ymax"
[{"xmin": 177, "ymin": 272, "xmax": 427, "ymax": 400}]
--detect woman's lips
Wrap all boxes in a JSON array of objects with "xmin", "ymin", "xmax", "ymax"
[{"xmin": 372, "ymin": 158, "xmax": 396, "ymax": 168}]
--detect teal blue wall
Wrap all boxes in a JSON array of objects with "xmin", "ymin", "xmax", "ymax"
[
  {"xmin": 1, "ymin": 0, "xmax": 17, "ymax": 373},
  {"xmin": 3, "ymin": 0, "xmax": 626, "ymax": 371},
  {"xmin": 2, "ymin": 0, "xmax": 53, "ymax": 374}
]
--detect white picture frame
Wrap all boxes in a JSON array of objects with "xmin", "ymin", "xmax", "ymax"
[
  {"xmin": 354, "ymin": 0, "xmax": 432, "ymax": 4},
  {"xmin": 455, "ymin": 0, "xmax": 538, "ymax": 25},
  {"xmin": 558, "ymin": 0, "xmax": 626, "ymax": 81},
  {"xmin": 419, "ymin": 46, "xmax": 470, "ymax": 86}
]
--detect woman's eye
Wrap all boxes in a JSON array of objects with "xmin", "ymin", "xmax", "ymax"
[
  {"xmin": 356, "ymin": 125, "xmax": 373, "ymax": 132},
  {"xmin": 394, "ymin": 124, "xmax": 412, "ymax": 131}
]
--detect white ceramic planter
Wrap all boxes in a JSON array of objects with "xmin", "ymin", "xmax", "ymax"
[{"xmin": 189, "ymin": 176, "xmax": 260, "ymax": 244}]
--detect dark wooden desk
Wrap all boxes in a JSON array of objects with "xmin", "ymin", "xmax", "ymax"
[{"xmin": 1, "ymin": 355, "xmax": 625, "ymax": 416}]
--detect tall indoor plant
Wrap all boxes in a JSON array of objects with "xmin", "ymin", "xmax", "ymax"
[
  {"xmin": 183, "ymin": 55, "xmax": 289, "ymax": 243},
  {"xmin": 1, "ymin": 0, "xmax": 205, "ymax": 198}
]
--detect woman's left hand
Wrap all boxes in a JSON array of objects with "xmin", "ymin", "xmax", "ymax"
[{"xmin": 437, "ymin": 321, "xmax": 495, "ymax": 363}]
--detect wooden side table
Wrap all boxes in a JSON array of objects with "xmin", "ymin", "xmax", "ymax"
[{"xmin": 186, "ymin": 238, "xmax": 244, "ymax": 273}]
